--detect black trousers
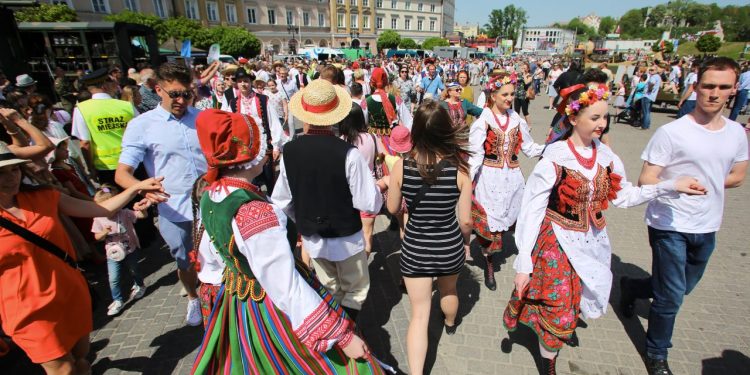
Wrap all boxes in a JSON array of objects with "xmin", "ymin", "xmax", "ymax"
[{"xmin": 253, "ymin": 157, "xmax": 276, "ymax": 194}]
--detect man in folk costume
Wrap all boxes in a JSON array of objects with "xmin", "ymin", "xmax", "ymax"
[
  {"xmin": 272, "ymin": 79, "xmax": 386, "ymax": 322},
  {"xmin": 227, "ymin": 69, "xmax": 285, "ymax": 194},
  {"xmin": 191, "ymin": 109, "xmax": 383, "ymax": 374}
]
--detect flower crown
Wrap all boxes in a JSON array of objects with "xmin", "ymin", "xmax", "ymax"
[
  {"xmin": 565, "ymin": 85, "xmax": 610, "ymax": 116},
  {"xmin": 485, "ymin": 75, "xmax": 517, "ymax": 91}
]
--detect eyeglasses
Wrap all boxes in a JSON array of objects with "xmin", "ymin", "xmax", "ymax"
[{"xmin": 166, "ymin": 90, "xmax": 194, "ymax": 100}]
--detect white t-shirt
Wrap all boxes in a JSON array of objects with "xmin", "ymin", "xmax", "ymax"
[
  {"xmin": 684, "ymin": 72, "xmax": 698, "ymax": 101},
  {"xmin": 641, "ymin": 116, "xmax": 749, "ymax": 233}
]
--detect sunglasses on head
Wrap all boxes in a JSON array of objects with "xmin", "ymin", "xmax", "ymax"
[{"xmin": 166, "ymin": 90, "xmax": 193, "ymax": 100}]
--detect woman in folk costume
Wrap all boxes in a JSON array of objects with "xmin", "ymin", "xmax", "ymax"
[
  {"xmin": 362, "ymin": 67, "xmax": 413, "ymax": 152},
  {"xmin": 468, "ymin": 73, "xmax": 545, "ymax": 291},
  {"xmin": 502, "ymin": 86, "xmax": 705, "ymax": 374},
  {"xmin": 440, "ymin": 81, "xmax": 484, "ymax": 131},
  {"xmin": 190, "ymin": 109, "xmax": 383, "ymax": 375}
]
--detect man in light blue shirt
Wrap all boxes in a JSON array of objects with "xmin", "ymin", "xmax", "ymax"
[
  {"xmin": 729, "ymin": 67, "xmax": 749, "ymax": 121},
  {"xmin": 115, "ymin": 62, "xmax": 207, "ymax": 326},
  {"xmin": 419, "ymin": 64, "xmax": 445, "ymax": 99},
  {"xmin": 641, "ymin": 65, "xmax": 662, "ymax": 130}
]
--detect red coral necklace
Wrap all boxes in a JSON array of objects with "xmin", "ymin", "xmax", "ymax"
[
  {"xmin": 218, "ymin": 177, "xmax": 263, "ymax": 195},
  {"xmin": 567, "ymin": 139, "xmax": 597, "ymax": 169},
  {"xmin": 492, "ymin": 110, "xmax": 510, "ymax": 132}
]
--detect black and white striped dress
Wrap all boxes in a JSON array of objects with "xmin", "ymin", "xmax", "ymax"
[{"xmin": 400, "ymin": 158, "xmax": 465, "ymax": 277}]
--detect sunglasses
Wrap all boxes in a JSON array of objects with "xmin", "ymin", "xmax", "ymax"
[{"xmin": 166, "ymin": 90, "xmax": 194, "ymax": 100}]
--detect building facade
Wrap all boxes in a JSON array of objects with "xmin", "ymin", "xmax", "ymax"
[
  {"xmin": 453, "ymin": 23, "xmax": 479, "ymax": 38},
  {"xmin": 516, "ymin": 26, "xmax": 576, "ymax": 54},
  {"xmin": 46, "ymin": 0, "xmax": 176, "ymax": 21}
]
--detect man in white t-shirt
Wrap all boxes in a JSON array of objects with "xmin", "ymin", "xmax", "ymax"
[
  {"xmin": 641, "ymin": 65, "xmax": 662, "ymax": 130},
  {"xmin": 676, "ymin": 63, "xmax": 699, "ymax": 118},
  {"xmin": 621, "ymin": 57, "xmax": 749, "ymax": 375}
]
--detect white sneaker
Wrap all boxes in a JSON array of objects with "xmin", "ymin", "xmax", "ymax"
[
  {"xmin": 185, "ymin": 298, "xmax": 202, "ymax": 326},
  {"xmin": 179, "ymin": 286, "xmax": 188, "ymax": 297},
  {"xmin": 130, "ymin": 285, "xmax": 146, "ymax": 300},
  {"xmin": 107, "ymin": 300, "xmax": 124, "ymax": 316}
]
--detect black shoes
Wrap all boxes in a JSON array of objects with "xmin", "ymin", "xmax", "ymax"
[
  {"xmin": 619, "ymin": 276, "xmax": 636, "ymax": 318},
  {"xmin": 646, "ymin": 358, "xmax": 673, "ymax": 375},
  {"xmin": 541, "ymin": 356, "xmax": 557, "ymax": 375},
  {"xmin": 444, "ymin": 321, "xmax": 458, "ymax": 335},
  {"xmin": 484, "ymin": 255, "xmax": 497, "ymax": 291}
]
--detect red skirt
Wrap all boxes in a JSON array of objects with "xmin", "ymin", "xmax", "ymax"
[
  {"xmin": 502, "ymin": 218, "xmax": 582, "ymax": 351},
  {"xmin": 471, "ymin": 197, "xmax": 503, "ymax": 254},
  {"xmin": 198, "ymin": 283, "xmax": 222, "ymax": 329}
]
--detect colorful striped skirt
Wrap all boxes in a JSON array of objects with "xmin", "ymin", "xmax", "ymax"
[
  {"xmin": 191, "ymin": 272, "xmax": 385, "ymax": 374},
  {"xmin": 502, "ymin": 218, "xmax": 582, "ymax": 351},
  {"xmin": 471, "ymin": 198, "xmax": 503, "ymax": 254}
]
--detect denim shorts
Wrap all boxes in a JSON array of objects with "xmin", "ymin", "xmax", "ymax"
[{"xmin": 158, "ymin": 217, "xmax": 193, "ymax": 270}]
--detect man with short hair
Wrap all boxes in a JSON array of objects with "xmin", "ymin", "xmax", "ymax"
[
  {"xmin": 641, "ymin": 64, "xmax": 662, "ymax": 130},
  {"xmin": 137, "ymin": 68, "xmax": 161, "ymax": 113},
  {"xmin": 729, "ymin": 63, "xmax": 749, "ymax": 121},
  {"xmin": 419, "ymin": 64, "xmax": 445, "ymax": 99},
  {"xmin": 676, "ymin": 63, "xmax": 699, "ymax": 119},
  {"xmin": 621, "ymin": 57, "xmax": 748, "ymax": 375},
  {"xmin": 115, "ymin": 62, "xmax": 208, "ymax": 327}
]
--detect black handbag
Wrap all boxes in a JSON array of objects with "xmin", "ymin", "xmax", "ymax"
[{"xmin": 0, "ymin": 216, "xmax": 100, "ymax": 312}]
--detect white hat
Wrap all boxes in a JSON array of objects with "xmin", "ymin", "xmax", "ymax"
[
  {"xmin": 0, "ymin": 141, "xmax": 30, "ymax": 168},
  {"xmin": 15, "ymin": 74, "xmax": 37, "ymax": 88}
]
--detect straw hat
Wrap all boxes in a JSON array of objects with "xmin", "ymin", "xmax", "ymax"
[
  {"xmin": 289, "ymin": 79, "xmax": 352, "ymax": 126},
  {"xmin": 0, "ymin": 141, "xmax": 30, "ymax": 168}
]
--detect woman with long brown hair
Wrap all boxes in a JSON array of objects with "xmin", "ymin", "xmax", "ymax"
[{"xmin": 385, "ymin": 100, "xmax": 473, "ymax": 375}]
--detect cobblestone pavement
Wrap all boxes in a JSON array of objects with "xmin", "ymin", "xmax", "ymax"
[{"xmin": 6, "ymin": 98, "xmax": 749, "ymax": 375}]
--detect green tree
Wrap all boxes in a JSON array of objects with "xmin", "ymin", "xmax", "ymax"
[
  {"xmin": 422, "ymin": 37, "xmax": 449, "ymax": 50},
  {"xmin": 619, "ymin": 9, "xmax": 644, "ymax": 38},
  {"xmin": 198, "ymin": 26, "xmax": 261, "ymax": 57},
  {"xmin": 163, "ymin": 17, "xmax": 203, "ymax": 43},
  {"xmin": 598, "ymin": 16, "xmax": 617, "ymax": 35},
  {"xmin": 695, "ymin": 34, "xmax": 721, "ymax": 54},
  {"xmin": 483, "ymin": 5, "xmax": 527, "ymax": 41},
  {"xmin": 683, "ymin": 2, "xmax": 710, "ymax": 27},
  {"xmin": 14, "ymin": 3, "xmax": 78, "ymax": 22},
  {"xmin": 399, "ymin": 38, "xmax": 418, "ymax": 49},
  {"xmin": 651, "ymin": 40, "xmax": 674, "ymax": 54},
  {"xmin": 646, "ymin": 4, "xmax": 668, "ymax": 27},
  {"xmin": 376, "ymin": 30, "xmax": 401, "ymax": 51}
]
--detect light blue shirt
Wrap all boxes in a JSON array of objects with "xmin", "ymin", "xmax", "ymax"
[
  {"xmin": 421, "ymin": 74, "xmax": 445, "ymax": 96},
  {"xmin": 738, "ymin": 71, "xmax": 750, "ymax": 91},
  {"xmin": 119, "ymin": 105, "xmax": 207, "ymax": 222},
  {"xmin": 645, "ymin": 73, "xmax": 662, "ymax": 102}
]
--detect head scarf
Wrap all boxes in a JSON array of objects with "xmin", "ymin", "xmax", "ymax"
[{"xmin": 370, "ymin": 67, "xmax": 397, "ymax": 126}]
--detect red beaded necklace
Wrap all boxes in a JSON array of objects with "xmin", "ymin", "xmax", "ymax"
[
  {"xmin": 492, "ymin": 110, "xmax": 510, "ymax": 132},
  {"xmin": 566, "ymin": 139, "xmax": 597, "ymax": 169},
  {"xmin": 218, "ymin": 177, "xmax": 263, "ymax": 195}
]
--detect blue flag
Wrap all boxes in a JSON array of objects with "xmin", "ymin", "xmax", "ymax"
[{"xmin": 181, "ymin": 40, "xmax": 192, "ymax": 58}]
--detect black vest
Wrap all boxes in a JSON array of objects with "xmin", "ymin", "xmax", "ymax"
[
  {"xmin": 283, "ymin": 135, "xmax": 363, "ymax": 238},
  {"xmin": 229, "ymin": 92, "xmax": 273, "ymax": 151}
]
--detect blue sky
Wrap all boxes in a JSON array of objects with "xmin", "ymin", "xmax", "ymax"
[{"xmin": 455, "ymin": 0, "xmax": 748, "ymax": 28}]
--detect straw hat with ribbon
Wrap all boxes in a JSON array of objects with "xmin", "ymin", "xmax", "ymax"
[
  {"xmin": 288, "ymin": 79, "xmax": 352, "ymax": 126},
  {"xmin": 0, "ymin": 141, "xmax": 30, "ymax": 168}
]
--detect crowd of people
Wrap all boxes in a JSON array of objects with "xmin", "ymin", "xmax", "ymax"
[{"xmin": 0, "ymin": 51, "xmax": 747, "ymax": 375}]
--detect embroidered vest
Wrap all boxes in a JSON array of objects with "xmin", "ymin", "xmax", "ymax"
[
  {"xmin": 365, "ymin": 94, "xmax": 398, "ymax": 134},
  {"xmin": 482, "ymin": 125, "xmax": 523, "ymax": 169},
  {"xmin": 545, "ymin": 163, "xmax": 621, "ymax": 232}
]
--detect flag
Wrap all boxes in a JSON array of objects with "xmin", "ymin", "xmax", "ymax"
[
  {"xmin": 615, "ymin": 25, "xmax": 621, "ymax": 34},
  {"xmin": 181, "ymin": 40, "xmax": 191, "ymax": 58}
]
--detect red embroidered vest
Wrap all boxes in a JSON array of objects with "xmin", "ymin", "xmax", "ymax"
[
  {"xmin": 482, "ymin": 125, "xmax": 523, "ymax": 169},
  {"xmin": 545, "ymin": 162, "xmax": 622, "ymax": 232}
]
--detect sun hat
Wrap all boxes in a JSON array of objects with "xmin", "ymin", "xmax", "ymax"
[
  {"xmin": 195, "ymin": 109, "xmax": 267, "ymax": 183},
  {"xmin": 389, "ymin": 126, "xmax": 412, "ymax": 154},
  {"xmin": 0, "ymin": 141, "xmax": 31, "ymax": 168},
  {"xmin": 446, "ymin": 81, "xmax": 460, "ymax": 90},
  {"xmin": 15, "ymin": 74, "xmax": 37, "ymax": 88},
  {"xmin": 288, "ymin": 79, "xmax": 352, "ymax": 126},
  {"xmin": 234, "ymin": 69, "xmax": 254, "ymax": 81},
  {"xmin": 238, "ymin": 57, "xmax": 248, "ymax": 65}
]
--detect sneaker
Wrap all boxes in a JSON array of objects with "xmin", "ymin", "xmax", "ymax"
[
  {"xmin": 185, "ymin": 298, "xmax": 202, "ymax": 326},
  {"xmin": 130, "ymin": 285, "xmax": 146, "ymax": 300},
  {"xmin": 646, "ymin": 358, "xmax": 673, "ymax": 375},
  {"xmin": 107, "ymin": 300, "xmax": 124, "ymax": 316},
  {"xmin": 180, "ymin": 286, "xmax": 188, "ymax": 297}
]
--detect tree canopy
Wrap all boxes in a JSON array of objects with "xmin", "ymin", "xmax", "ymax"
[
  {"xmin": 14, "ymin": 4, "xmax": 78, "ymax": 22},
  {"xmin": 483, "ymin": 5, "xmax": 527, "ymax": 42},
  {"xmin": 422, "ymin": 37, "xmax": 449, "ymax": 50},
  {"xmin": 398, "ymin": 38, "xmax": 418, "ymax": 49},
  {"xmin": 376, "ymin": 30, "xmax": 401, "ymax": 51},
  {"xmin": 695, "ymin": 34, "xmax": 721, "ymax": 53}
]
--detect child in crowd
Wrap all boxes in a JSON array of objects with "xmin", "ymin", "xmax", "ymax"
[{"xmin": 92, "ymin": 185, "xmax": 149, "ymax": 316}]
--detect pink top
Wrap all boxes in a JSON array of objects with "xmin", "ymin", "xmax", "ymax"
[
  {"xmin": 91, "ymin": 209, "xmax": 141, "ymax": 253},
  {"xmin": 344, "ymin": 133, "xmax": 378, "ymax": 172}
]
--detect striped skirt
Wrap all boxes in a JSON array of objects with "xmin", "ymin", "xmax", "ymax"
[
  {"xmin": 191, "ymin": 271, "xmax": 384, "ymax": 374},
  {"xmin": 471, "ymin": 198, "xmax": 503, "ymax": 254}
]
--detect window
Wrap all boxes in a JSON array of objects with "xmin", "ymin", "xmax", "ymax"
[
  {"xmin": 350, "ymin": 0, "xmax": 357, "ymax": 5},
  {"xmin": 153, "ymin": 0, "xmax": 166, "ymax": 17},
  {"xmin": 350, "ymin": 14, "xmax": 358, "ymax": 28},
  {"xmin": 404, "ymin": 18, "xmax": 410, "ymax": 30},
  {"xmin": 429, "ymin": 20, "xmax": 435, "ymax": 31},
  {"xmin": 225, "ymin": 3, "xmax": 237, "ymax": 23},
  {"xmin": 124, "ymin": 0, "xmax": 137, "ymax": 11},
  {"xmin": 303, "ymin": 12, "xmax": 310, "ymax": 26},
  {"xmin": 391, "ymin": 17, "xmax": 397, "ymax": 29},
  {"xmin": 430, "ymin": 4, "xmax": 435, "ymax": 12},
  {"xmin": 91, "ymin": 0, "xmax": 108, "ymax": 13},
  {"xmin": 319, "ymin": 13, "xmax": 325, "ymax": 27},
  {"xmin": 206, "ymin": 1, "xmax": 218, "ymax": 21},
  {"xmin": 246, "ymin": 8, "xmax": 256, "ymax": 23},
  {"xmin": 337, "ymin": 0, "xmax": 344, "ymax": 4},
  {"xmin": 337, "ymin": 13, "xmax": 345, "ymax": 28},
  {"xmin": 184, "ymin": 0, "xmax": 198, "ymax": 19},
  {"xmin": 363, "ymin": 15, "xmax": 370, "ymax": 28},
  {"xmin": 417, "ymin": 19, "xmax": 422, "ymax": 30},
  {"xmin": 286, "ymin": 10, "xmax": 293, "ymax": 25},
  {"xmin": 405, "ymin": 1, "xmax": 410, "ymax": 10},
  {"xmin": 391, "ymin": 0, "xmax": 396, "ymax": 9},
  {"xmin": 51, "ymin": 0, "xmax": 74, "ymax": 8},
  {"xmin": 376, "ymin": 17, "xmax": 383, "ymax": 29},
  {"xmin": 363, "ymin": 0, "xmax": 369, "ymax": 6},
  {"xmin": 376, "ymin": 0, "xmax": 382, "ymax": 8},
  {"xmin": 418, "ymin": 3, "xmax": 422, "ymax": 11},
  {"xmin": 267, "ymin": 9, "xmax": 276, "ymax": 24}
]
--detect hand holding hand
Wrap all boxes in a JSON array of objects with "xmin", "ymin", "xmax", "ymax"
[
  {"xmin": 341, "ymin": 334, "xmax": 370, "ymax": 360},
  {"xmin": 273, "ymin": 150, "xmax": 281, "ymax": 162},
  {"xmin": 133, "ymin": 198, "xmax": 152, "ymax": 211},
  {"xmin": 674, "ymin": 176, "xmax": 707, "ymax": 195},
  {"xmin": 514, "ymin": 273, "xmax": 530, "ymax": 299}
]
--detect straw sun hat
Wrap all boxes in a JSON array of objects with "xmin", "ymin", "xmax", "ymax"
[
  {"xmin": 0, "ymin": 141, "xmax": 30, "ymax": 168},
  {"xmin": 289, "ymin": 79, "xmax": 352, "ymax": 126}
]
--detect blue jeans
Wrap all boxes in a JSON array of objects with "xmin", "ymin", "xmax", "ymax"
[
  {"xmin": 641, "ymin": 97, "xmax": 654, "ymax": 129},
  {"xmin": 676, "ymin": 100, "xmax": 695, "ymax": 119},
  {"xmin": 729, "ymin": 89, "xmax": 748, "ymax": 121},
  {"xmin": 632, "ymin": 227, "xmax": 716, "ymax": 360},
  {"xmin": 107, "ymin": 251, "xmax": 145, "ymax": 302}
]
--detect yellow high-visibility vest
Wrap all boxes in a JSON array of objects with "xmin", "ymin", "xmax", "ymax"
[{"xmin": 77, "ymin": 99, "xmax": 134, "ymax": 170}]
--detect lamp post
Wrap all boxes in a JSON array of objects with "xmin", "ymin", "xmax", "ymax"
[{"xmin": 287, "ymin": 24, "xmax": 299, "ymax": 54}]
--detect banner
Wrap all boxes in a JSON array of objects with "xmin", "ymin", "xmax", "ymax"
[
  {"xmin": 207, "ymin": 44, "xmax": 221, "ymax": 64},
  {"xmin": 181, "ymin": 39, "xmax": 191, "ymax": 58}
]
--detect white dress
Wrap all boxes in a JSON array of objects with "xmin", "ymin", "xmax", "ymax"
[
  {"xmin": 468, "ymin": 108, "xmax": 544, "ymax": 233},
  {"xmin": 513, "ymin": 140, "xmax": 676, "ymax": 319}
]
